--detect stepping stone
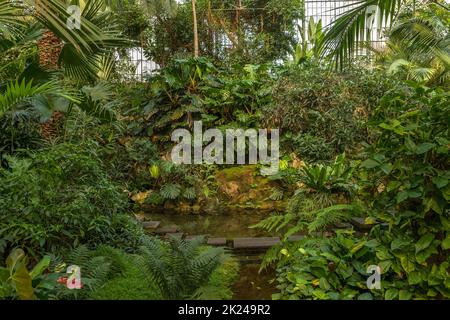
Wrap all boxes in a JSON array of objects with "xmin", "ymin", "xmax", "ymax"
[
  {"xmin": 207, "ymin": 238, "xmax": 227, "ymax": 246},
  {"xmin": 165, "ymin": 233, "xmax": 184, "ymax": 240},
  {"xmin": 142, "ymin": 221, "xmax": 161, "ymax": 229},
  {"xmin": 154, "ymin": 225, "xmax": 180, "ymax": 234},
  {"xmin": 185, "ymin": 235, "xmax": 207, "ymax": 241},
  {"xmin": 233, "ymin": 237, "xmax": 280, "ymax": 249}
]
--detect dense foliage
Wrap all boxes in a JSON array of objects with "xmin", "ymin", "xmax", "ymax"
[
  {"xmin": 257, "ymin": 83, "xmax": 450, "ymax": 300},
  {"xmin": 0, "ymin": 0, "xmax": 448, "ymax": 302},
  {"xmin": 0, "ymin": 142, "xmax": 141, "ymax": 258},
  {"xmin": 264, "ymin": 65, "xmax": 397, "ymax": 161}
]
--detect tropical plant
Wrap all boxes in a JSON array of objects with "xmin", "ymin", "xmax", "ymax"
[
  {"xmin": 300, "ymin": 153, "xmax": 356, "ymax": 194},
  {"xmin": 294, "ymin": 17, "xmax": 324, "ymax": 64},
  {"xmin": 253, "ymin": 153, "xmax": 360, "ymax": 255},
  {"xmin": 323, "ymin": 0, "xmax": 450, "ymax": 81},
  {"xmin": 53, "ymin": 237, "xmax": 237, "ymax": 300},
  {"xmin": 0, "ymin": 79, "xmax": 77, "ymax": 120},
  {"xmin": 272, "ymin": 231, "xmax": 382, "ymax": 300},
  {"xmin": 136, "ymin": 236, "xmax": 231, "ymax": 299},
  {"xmin": 0, "ymin": 142, "xmax": 142, "ymax": 258},
  {"xmin": 264, "ymin": 65, "xmax": 397, "ymax": 161},
  {"xmin": 32, "ymin": 0, "xmax": 129, "ymax": 80},
  {"xmin": 373, "ymin": 3, "xmax": 450, "ymax": 86},
  {"xmin": 261, "ymin": 82, "xmax": 450, "ymax": 300},
  {"xmin": 0, "ymin": 248, "xmax": 55, "ymax": 300}
]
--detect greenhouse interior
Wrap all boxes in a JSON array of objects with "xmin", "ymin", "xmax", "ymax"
[{"xmin": 0, "ymin": 0, "xmax": 449, "ymax": 305}]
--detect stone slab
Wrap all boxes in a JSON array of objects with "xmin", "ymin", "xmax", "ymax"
[
  {"xmin": 207, "ymin": 238, "xmax": 227, "ymax": 246},
  {"xmin": 142, "ymin": 221, "xmax": 161, "ymax": 229},
  {"xmin": 154, "ymin": 225, "xmax": 180, "ymax": 234},
  {"xmin": 233, "ymin": 237, "xmax": 280, "ymax": 249}
]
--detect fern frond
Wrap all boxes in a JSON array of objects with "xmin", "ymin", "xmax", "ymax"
[
  {"xmin": 251, "ymin": 213, "xmax": 295, "ymax": 233},
  {"xmin": 160, "ymin": 183, "xmax": 181, "ymax": 200},
  {"xmin": 307, "ymin": 204, "xmax": 361, "ymax": 233}
]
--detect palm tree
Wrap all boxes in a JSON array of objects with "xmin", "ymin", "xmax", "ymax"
[
  {"xmin": 376, "ymin": 5, "xmax": 450, "ymax": 85},
  {"xmin": 322, "ymin": 0, "xmax": 449, "ymax": 77},
  {"xmin": 0, "ymin": 0, "xmax": 130, "ymax": 140}
]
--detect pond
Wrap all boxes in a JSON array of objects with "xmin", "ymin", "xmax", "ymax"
[
  {"xmin": 142, "ymin": 209, "xmax": 276, "ymax": 238},
  {"xmin": 142, "ymin": 208, "xmax": 279, "ymax": 300},
  {"xmin": 232, "ymin": 262, "xmax": 277, "ymax": 300}
]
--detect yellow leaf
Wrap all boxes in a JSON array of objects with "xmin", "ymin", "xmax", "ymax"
[{"xmin": 131, "ymin": 190, "xmax": 151, "ymax": 204}]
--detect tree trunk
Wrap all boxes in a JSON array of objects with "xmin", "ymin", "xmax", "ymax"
[
  {"xmin": 192, "ymin": 0, "xmax": 199, "ymax": 57},
  {"xmin": 37, "ymin": 30, "xmax": 63, "ymax": 70},
  {"xmin": 37, "ymin": 29, "xmax": 65, "ymax": 140}
]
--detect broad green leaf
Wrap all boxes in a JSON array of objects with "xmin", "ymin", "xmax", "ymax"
[
  {"xmin": 424, "ymin": 197, "xmax": 443, "ymax": 214},
  {"xmin": 6, "ymin": 248, "xmax": 26, "ymax": 271},
  {"xmin": 415, "ymin": 143, "xmax": 435, "ymax": 155},
  {"xmin": 432, "ymin": 176, "xmax": 449, "ymax": 189},
  {"xmin": 391, "ymin": 238, "xmax": 409, "ymax": 251},
  {"xmin": 319, "ymin": 277, "xmax": 331, "ymax": 290},
  {"xmin": 400, "ymin": 256, "xmax": 415, "ymax": 273},
  {"xmin": 415, "ymin": 234, "xmax": 434, "ymax": 253},
  {"xmin": 380, "ymin": 163, "xmax": 393, "ymax": 174},
  {"xmin": 385, "ymin": 288, "xmax": 399, "ymax": 300},
  {"xmin": 408, "ymin": 271, "xmax": 422, "ymax": 285},
  {"xmin": 442, "ymin": 234, "xmax": 450, "ymax": 250},
  {"xmin": 361, "ymin": 159, "xmax": 380, "ymax": 169},
  {"xmin": 11, "ymin": 264, "xmax": 35, "ymax": 300},
  {"xmin": 29, "ymin": 256, "xmax": 51, "ymax": 280},
  {"xmin": 399, "ymin": 290, "xmax": 412, "ymax": 300},
  {"xmin": 396, "ymin": 191, "xmax": 408, "ymax": 203},
  {"xmin": 0, "ymin": 267, "xmax": 9, "ymax": 282},
  {"xmin": 357, "ymin": 293, "xmax": 373, "ymax": 300},
  {"xmin": 416, "ymin": 246, "xmax": 438, "ymax": 264}
]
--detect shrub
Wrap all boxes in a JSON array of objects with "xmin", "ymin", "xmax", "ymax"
[
  {"xmin": 273, "ymin": 232, "xmax": 380, "ymax": 300},
  {"xmin": 264, "ymin": 65, "xmax": 399, "ymax": 161},
  {"xmin": 261, "ymin": 82, "xmax": 450, "ymax": 300},
  {"xmin": 51, "ymin": 237, "xmax": 238, "ymax": 300},
  {"xmin": 0, "ymin": 142, "xmax": 142, "ymax": 259}
]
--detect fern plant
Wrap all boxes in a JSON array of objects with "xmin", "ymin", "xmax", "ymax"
[
  {"xmin": 160, "ymin": 183, "xmax": 182, "ymax": 200},
  {"xmin": 137, "ymin": 236, "xmax": 229, "ymax": 300}
]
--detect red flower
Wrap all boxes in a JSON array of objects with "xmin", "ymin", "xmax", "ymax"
[{"xmin": 57, "ymin": 276, "xmax": 68, "ymax": 284}]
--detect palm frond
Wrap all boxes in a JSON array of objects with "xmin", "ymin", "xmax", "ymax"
[
  {"xmin": 0, "ymin": 79, "xmax": 78, "ymax": 118},
  {"xmin": 0, "ymin": 0, "xmax": 25, "ymax": 40},
  {"xmin": 323, "ymin": 0, "xmax": 404, "ymax": 69},
  {"xmin": 30, "ymin": 0, "xmax": 129, "ymax": 80}
]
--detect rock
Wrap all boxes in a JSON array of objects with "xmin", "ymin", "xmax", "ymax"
[
  {"xmin": 185, "ymin": 235, "xmax": 207, "ymax": 241},
  {"xmin": 142, "ymin": 221, "xmax": 161, "ymax": 229},
  {"xmin": 191, "ymin": 204, "xmax": 202, "ymax": 213},
  {"xmin": 207, "ymin": 238, "xmax": 227, "ymax": 246},
  {"xmin": 233, "ymin": 237, "xmax": 281, "ymax": 249},
  {"xmin": 165, "ymin": 233, "xmax": 184, "ymax": 240},
  {"xmin": 222, "ymin": 181, "xmax": 240, "ymax": 197},
  {"xmin": 154, "ymin": 225, "xmax": 180, "ymax": 234}
]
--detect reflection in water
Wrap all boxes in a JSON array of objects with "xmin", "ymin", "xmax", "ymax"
[
  {"xmin": 142, "ymin": 209, "xmax": 279, "ymax": 300},
  {"xmin": 232, "ymin": 263, "xmax": 277, "ymax": 300},
  {"xmin": 143, "ymin": 209, "xmax": 275, "ymax": 238}
]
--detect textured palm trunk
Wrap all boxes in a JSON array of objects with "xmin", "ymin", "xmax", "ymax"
[
  {"xmin": 192, "ymin": 0, "xmax": 199, "ymax": 57},
  {"xmin": 38, "ymin": 30, "xmax": 63, "ymax": 69},
  {"xmin": 38, "ymin": 30, "xmax": 65, "ymax": 140}
]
